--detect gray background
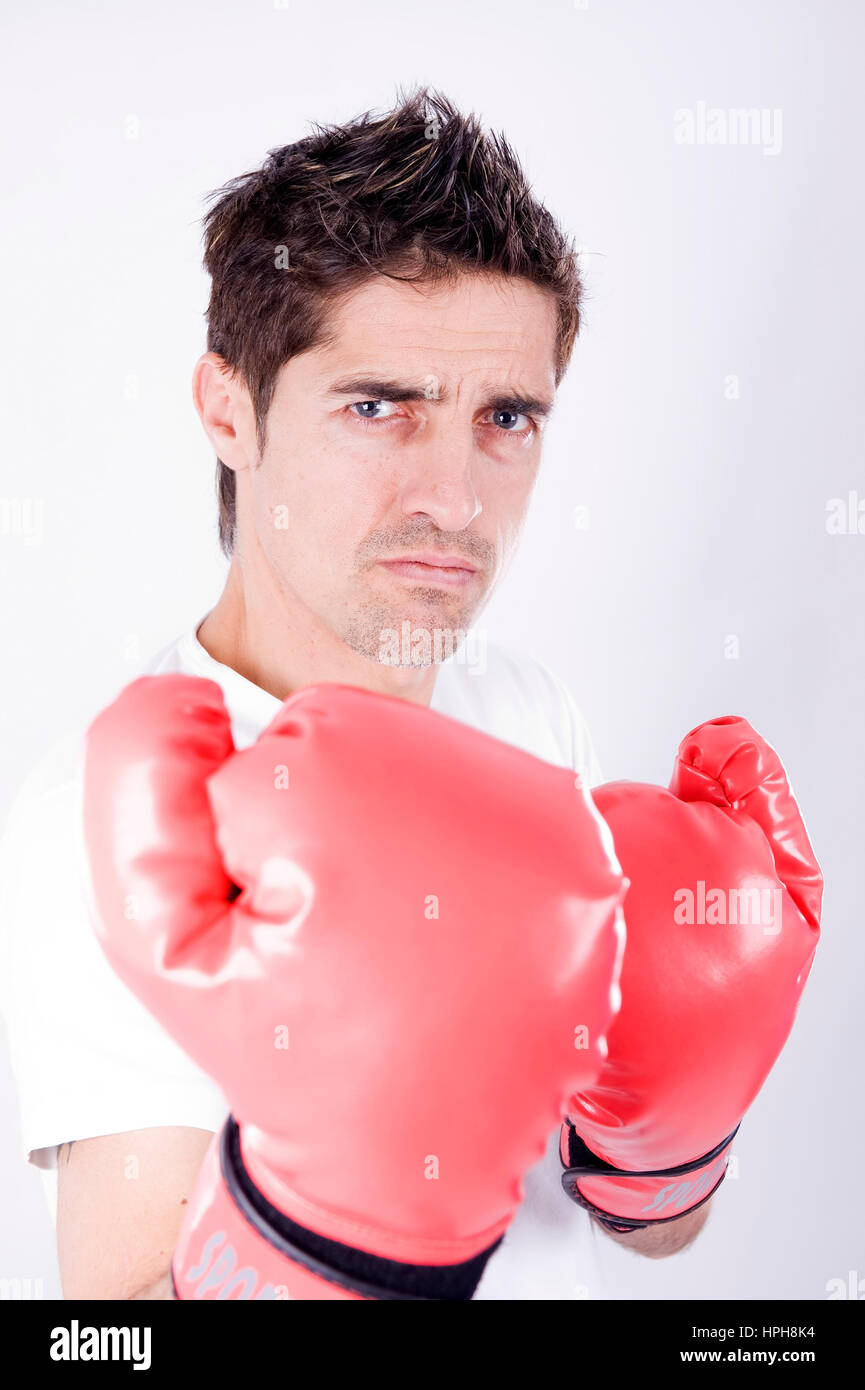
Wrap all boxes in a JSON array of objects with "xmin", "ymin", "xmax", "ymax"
[{"xmin": 1, "ymin": 0, "xmax": 862, "ymax": 1299}]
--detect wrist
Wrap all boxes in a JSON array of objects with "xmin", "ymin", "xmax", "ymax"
[{"xmin": 559, "ymin": 1119, "xmax": 738, "ymax": 1230}]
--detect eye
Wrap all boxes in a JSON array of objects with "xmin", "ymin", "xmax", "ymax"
[
  {"xmin": 350, "ymin": 399, "xmax": 401, "ymax": 423},
  {"xmin": 490, "ymin": 408, "xmax": 535, "ymax": 436}
]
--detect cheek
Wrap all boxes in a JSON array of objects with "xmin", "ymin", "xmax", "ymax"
[
  {"xmin": 258, "ymin": 445, "xmax": 390, "ymax": 569},
  {"xmin": 313, "ymin": 439, "xmax": 402, "ymax": 537},
  {"xmin": 478, "ymin": 458, "xmax": 538, "ymax": 535}
]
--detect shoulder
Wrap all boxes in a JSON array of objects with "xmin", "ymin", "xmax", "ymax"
[
  {"xmin": 432, "ymin": 638, "xmax": 602, "ymax": 783},
  {"xmin": 1, "ymin": 632, "xmax": 195, "ymax": 837},
  {"xmin": 0, "ymin": 635, "xmax": 192, "ymax": 1041}
]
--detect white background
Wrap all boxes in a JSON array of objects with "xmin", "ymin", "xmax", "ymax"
[{"xmin": 1, "ymin": 0, "xmax": 862, "ymax": 1299}]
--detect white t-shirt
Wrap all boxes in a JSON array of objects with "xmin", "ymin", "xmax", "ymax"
[{"xmin": 0, "ymin": 625, "xmax": 611, "ymax": 1300}]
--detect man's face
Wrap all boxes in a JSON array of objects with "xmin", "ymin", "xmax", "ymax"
[{"xmin": 243, "ymin": 271, "xmax": 558, "ymax": 666}]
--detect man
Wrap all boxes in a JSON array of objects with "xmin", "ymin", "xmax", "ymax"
[{"xmin": 0, "ymin": 87, "xmax": 710, "ymax": 1300}]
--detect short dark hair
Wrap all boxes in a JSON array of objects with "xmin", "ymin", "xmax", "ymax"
[{"xmin": 201, "ymin": 86, "xmax": 584, "ymax": 556}]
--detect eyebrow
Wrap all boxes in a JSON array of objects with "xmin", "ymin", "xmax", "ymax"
[{"xmin": 325, "ymin": 376, "xmax": 556, "ymax": 419}]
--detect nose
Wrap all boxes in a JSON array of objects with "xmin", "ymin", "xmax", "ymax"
[{"xmin": 398, "ymin": 436, "xmax": 482, "ymax": 532}]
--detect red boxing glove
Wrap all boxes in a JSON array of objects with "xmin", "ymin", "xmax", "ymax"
[
  {"xmin": 560, "ymin": 716, "xmax": 822, "ymax": 1232},
  {"xmin": 83, "ymin": 676, "xmax": 625, "ymax": 1300}
]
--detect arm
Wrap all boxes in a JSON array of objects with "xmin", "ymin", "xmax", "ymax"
[
  {"xmin": 130, "ymin": 1273, "xmax": 176, "ymax": 1301},
  {"xmin": 592, "ymin": 1198, "xmax": 712, "ymax": 1259},
  {"xmin": 562, "ymin": 717, "xmax": 820, "ymax": 1251},
  {"xmin": 56, "ymin": 1126, "xmax": 214, "ymax": 1299}
]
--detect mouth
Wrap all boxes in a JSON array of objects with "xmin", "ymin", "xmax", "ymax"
[{"xmin": 378, "ymin": 555, "xmax": 480, "ymax": 589}]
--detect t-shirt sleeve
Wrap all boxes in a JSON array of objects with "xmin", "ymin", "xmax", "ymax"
[{"xmin": 0, "ymin": 745, "xmax": 228, "ymax": 1173}]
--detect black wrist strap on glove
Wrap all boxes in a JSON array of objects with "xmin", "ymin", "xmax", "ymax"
[
  {"xmin": 560, "ymin": 1120, "xmax": 740, "ymax": 1233},
  {"xmin": 223, "ymin": 1116, "xmax": 501, "ymax": 1300}
]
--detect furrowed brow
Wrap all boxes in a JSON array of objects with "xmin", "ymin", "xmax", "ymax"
[
  {"xmin": 326, "ymin": 377, "xmax": 434, "ymax": 403},
  {"xmin": 326, "ymin": 377, "xmax": 555, "ymax": 417},
  {"xmin": 487, "ymin": 393, "xmax": 555, "ymax": 420}
]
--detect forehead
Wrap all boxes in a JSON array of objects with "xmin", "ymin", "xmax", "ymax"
[{"xmin": 318, "ymin": 271, "xmax": 559, "ymax": 378}]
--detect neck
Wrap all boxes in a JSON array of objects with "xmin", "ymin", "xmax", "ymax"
[{"xmin": 197, "ymin": 552, "xmax": 440, "ymax": 707}]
